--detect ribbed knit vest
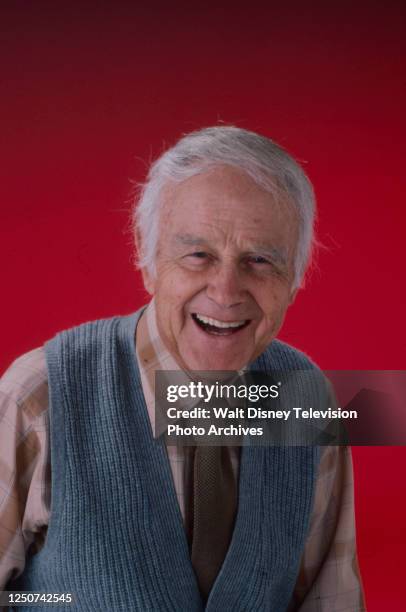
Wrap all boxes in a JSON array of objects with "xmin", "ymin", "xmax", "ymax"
[{"xmin": 10, "ymin": 310, "xmax": 320, "ymax": 611}]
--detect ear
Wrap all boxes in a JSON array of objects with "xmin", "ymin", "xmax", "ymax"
[
  {"xmin": 135, "ymin": 229, "xmax": 155, "ymax": 295},
  {"xmin": 288, "ymin": 287, "xmax": 299, "ymax": 305},
  {"xmin": 140, "ymin": 267, "xmax": 155, "ymax": 295}
]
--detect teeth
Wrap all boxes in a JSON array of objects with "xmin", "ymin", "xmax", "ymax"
[{"xmin": 195, "ymin": 314, "xmax": 246, "ymax": 329}]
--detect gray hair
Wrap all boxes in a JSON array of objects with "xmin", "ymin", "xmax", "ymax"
[{"xmin": 133, "ymin": 126, "xmax": 316, "ymax": 289}]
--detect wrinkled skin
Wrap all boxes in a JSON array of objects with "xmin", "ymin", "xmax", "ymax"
[{"xmin": 140, "ymin": 165, "xmax": 299, "ymax": 371}]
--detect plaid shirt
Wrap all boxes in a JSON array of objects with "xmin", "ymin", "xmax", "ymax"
[{"xmin": 0, "ymin": 302, "xmax": 366, "ymax": 610}]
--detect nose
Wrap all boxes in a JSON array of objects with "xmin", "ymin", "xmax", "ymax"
[{"xmin": 206, "ymin": 263, "xmax": 246, "ymax": 308}]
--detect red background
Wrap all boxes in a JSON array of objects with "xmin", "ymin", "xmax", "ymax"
[{"xmin": 1, "ymin": 2, "xmax": 405, "ymax": 608}]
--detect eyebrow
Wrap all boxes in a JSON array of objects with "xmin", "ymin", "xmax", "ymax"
[
  {"xmin": 173, "ymin": 233, "xmax": 288, "ymax": 267},
  {"xmin": 173, "ymin": 234, "xmax": 211, "ymax": 247}
]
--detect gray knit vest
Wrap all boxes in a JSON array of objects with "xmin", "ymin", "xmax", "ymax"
[{"xmin": 9, "ymin": 310, "xmax": 320, "ymax": 611}]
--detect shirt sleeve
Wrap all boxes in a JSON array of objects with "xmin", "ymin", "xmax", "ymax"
[
  {"xmin": 0, "ymin": 348, "xmax": 50, "ymax": 591},
  {"xmin": 288, "ymin": 444, "xmax": 367, "ymax": 611}
]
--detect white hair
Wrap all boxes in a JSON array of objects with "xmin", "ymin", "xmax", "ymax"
[{"xmin": 133, "ymin": 126, "xmax": 316, "ymax": 289}]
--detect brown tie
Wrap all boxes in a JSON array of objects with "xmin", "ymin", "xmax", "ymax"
[{"xmin": 190, "ymin": 445, "xmax": 238, "ymax": 601}]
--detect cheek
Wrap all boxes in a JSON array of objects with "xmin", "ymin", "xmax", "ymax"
[
  {"xmin": 255, "ymin": 288, "xmax": 291, "ymax": 331},
  {"xmin": 159, "ymin": 266, "xmax": 207, "ymax": 302}
]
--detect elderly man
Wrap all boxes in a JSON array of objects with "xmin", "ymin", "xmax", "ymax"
[{"xmin": 0, "ymin": 126, "xmax": 365, "ymax": 610}]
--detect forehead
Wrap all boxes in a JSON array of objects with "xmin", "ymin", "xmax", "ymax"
[{"xmin": 159, "ymin": 165, "xmax": 298, "ymax": 250}]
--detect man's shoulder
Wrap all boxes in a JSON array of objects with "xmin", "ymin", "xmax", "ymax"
[
  {"xmin": 257, "ymin": 338, "xmax": 319, "ymax": 372},
  {"xmin": 0, "ymin": 347, "xmax": 49, "ymax": 427},
  {"xmin": 0, "ymin": 315, "xmax": 121, "ymax": 398},
  {"xmin": 45, "ymin": 310, "xmax": 142, "ymax": 351}
]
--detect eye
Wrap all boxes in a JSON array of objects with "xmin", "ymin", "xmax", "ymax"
[
  {"xmin": 245, "ymin": 255, "xmax": 285, "ymax": 278},
  {"xmin": 189, "ymin": 251, "xmax": 208, "ymax": 259},
  {"xmin": 181, "ymin": 251, "xmax": 212, "ymax": 267},
  {"xmin": 247, "ymin": 255, "xmax": 271, "ymax": 265}
]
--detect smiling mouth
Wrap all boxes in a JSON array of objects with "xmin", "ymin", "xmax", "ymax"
[{"xmin": 192, "ymin": 313, "xmax": 250, "ymax": 335}]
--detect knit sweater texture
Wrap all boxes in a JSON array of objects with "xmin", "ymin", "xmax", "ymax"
[{"xmin": 9, "ymin": 310, "xmax": 320, "ymax": 611}]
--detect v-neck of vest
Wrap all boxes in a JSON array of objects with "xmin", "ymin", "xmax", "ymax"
[{"xmin": 116, "ymin": 310, "xmax": 266, "ymax": 610}]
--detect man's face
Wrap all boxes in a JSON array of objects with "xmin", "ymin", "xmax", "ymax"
[{"xmin": 142, "ymin": 165, "xmax": 299, "ymax": 371}]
